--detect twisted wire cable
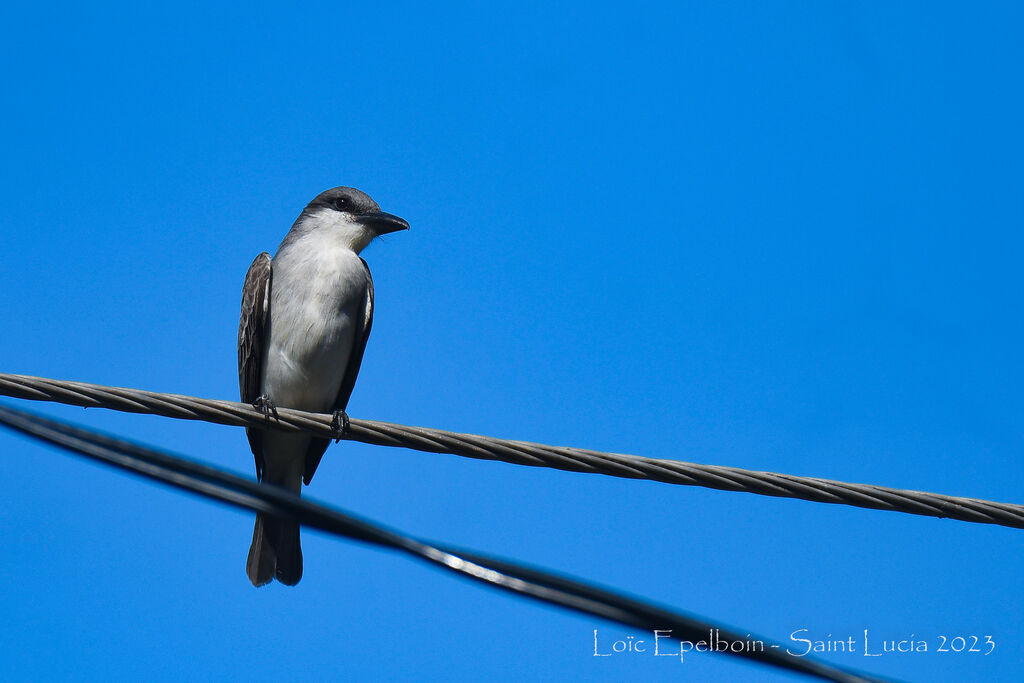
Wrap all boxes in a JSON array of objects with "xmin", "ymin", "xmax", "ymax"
[{"xmin": 1, "ymin": 372, "xmax": 1021, "ymax": 530}]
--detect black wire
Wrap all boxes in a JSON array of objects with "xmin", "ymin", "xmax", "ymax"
[{"xmin": 0, "ymin": 403, "xmax": 890, "ymax": 683}]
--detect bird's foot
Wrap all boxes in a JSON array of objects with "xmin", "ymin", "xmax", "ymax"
[
  {"xmin": 331, "ymin": 409, "xmax": 350, "ymax": 443},
  {"xmin": 252, "ymin": 394, "xmax": 279, "ymax": 424}
]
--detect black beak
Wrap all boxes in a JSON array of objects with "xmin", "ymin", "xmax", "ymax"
[{"xmin": 357, "ymin": 211, "xmax": 410, "ymax": 234}]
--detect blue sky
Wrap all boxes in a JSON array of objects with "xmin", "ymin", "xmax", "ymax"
[{"xmin": 1, "ymin": 2, "xmax": 1022, "ymax": 681}]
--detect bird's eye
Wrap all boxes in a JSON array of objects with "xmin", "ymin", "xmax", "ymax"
[{"xmin": 332, "ymin": 197, "xmax": 348, "ymax": 211}]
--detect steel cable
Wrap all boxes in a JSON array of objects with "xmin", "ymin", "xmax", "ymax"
[{"xmin": 0, "ymin": 372, "xmax": 1021, "ymax": 529}]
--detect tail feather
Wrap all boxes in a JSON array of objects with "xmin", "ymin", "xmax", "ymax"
[
  {"xmin": 246, "ymin": 512, "xmax": 302, "ymax": 586},
  {"xmin": 271, "ymin": 516, "xmax": 302, "ymax": 585},
  {"xmin": 247, "ymin": 513, "xmax": 276, "ymax": 586}
]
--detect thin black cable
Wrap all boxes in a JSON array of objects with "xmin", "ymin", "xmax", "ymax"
[
  {"xmin": 0, "ymin": 402, "xmax": 888, "ymax": 683},
  {"xmin": 0, "ymin": 372, "xmax": 1020, "ymax": 530}
]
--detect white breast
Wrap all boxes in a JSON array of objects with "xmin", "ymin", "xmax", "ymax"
[{"xmin": 261, "ymin": 233, "xmax": 369, "ymax": 412}]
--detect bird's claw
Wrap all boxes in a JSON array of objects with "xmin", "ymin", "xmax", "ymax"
[
  {"xmin": 252, "ymin": 394, "xmax": 279, "ymax": 425},
  {"xmin": 331, "ymin": 410, "xmax": 350, "ymax": 443}
]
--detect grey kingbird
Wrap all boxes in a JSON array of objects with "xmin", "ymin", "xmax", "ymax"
[{"xmin": 237, "ymin": 186, "xmax": 409, "ymax": 586}]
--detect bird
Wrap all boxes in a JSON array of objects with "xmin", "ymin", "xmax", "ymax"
[{"xmin": 237, "ymin": 186, "xmax": 409, "ymax": 586}]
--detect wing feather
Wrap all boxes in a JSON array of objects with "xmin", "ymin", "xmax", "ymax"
[{"xmin": 238, "ymin": 252, "xmax": 273, "ymax": 481}]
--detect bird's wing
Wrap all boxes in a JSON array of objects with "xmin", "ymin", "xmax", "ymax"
[
  {"xmin": 303, "ymin": 258, "xmax": 374, "ymax": 485},
  {"xmin": 238, "ymin": 252, "xmax": 273, "ymax": 481}
]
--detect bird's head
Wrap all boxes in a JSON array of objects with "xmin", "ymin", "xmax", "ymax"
[{"xmin": 297, "ymin": 186, "xmax": 410, "ymax": 253}]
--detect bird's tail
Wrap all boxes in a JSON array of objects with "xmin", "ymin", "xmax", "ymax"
[{"xmin": 247, "ymin": 513, "xmax": 303, "ymax": 586}]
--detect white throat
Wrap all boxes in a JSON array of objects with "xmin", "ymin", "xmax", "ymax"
[{"xmin": 302, "ymin": 207, "xmax": 374, "ymax": 253}]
